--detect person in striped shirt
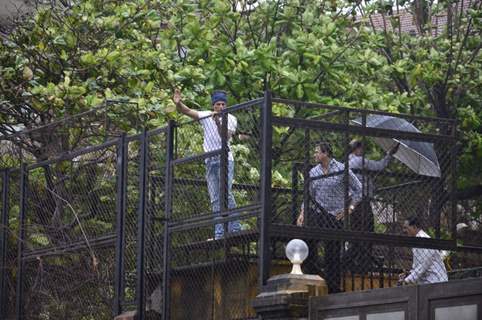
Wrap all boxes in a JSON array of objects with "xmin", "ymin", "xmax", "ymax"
[{"xmin": 297, "ymin": 141, "xmax": 362, "ymax": 293}]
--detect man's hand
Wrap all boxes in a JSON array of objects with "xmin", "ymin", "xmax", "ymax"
[
  {"xmin": 172, "ymin": 88, "xmax": 199, "ymax": 120},
  {"xmin": 389, "ymin": 142, "xmax": 400, "ymax": 156},
  {"xmin": 296, "ymin": 208, "xmax": 304, "ymax": 226},
  {"xmin": 397, "ymin": 272, "xmax": 407, "ymax": 286},
  {"xmin": 173, "ymin": 88, "xmax": 182, "ymax": 107},
  {"xmin": 335, "ymin": 204, "xmax": 355, "ymax": 221},
  {"xmin": 238, "ymin": 133, "xmax": 250, "ymax": 141}
]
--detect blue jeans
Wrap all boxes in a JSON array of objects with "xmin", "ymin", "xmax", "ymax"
[{"xmin": 206, "ymin": 157, "xmax": 240, "ymax": 239}]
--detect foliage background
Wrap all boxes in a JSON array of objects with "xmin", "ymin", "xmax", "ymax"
[
  {"xmin": 0, "ymin": 0, "xmax": 480, "ymax": 318},
  {"xmin": 0, "ymin": 0, "xmax": 480, "ymax": 198}
]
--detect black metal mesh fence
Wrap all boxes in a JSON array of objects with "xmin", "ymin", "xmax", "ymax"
[
  {"xmin": 171, "ymin": 101, "xmax": 262, "ymax": 236},
  {"xmin": 168, "ymin": 214, "xmax": 260, "ymax": 320},
  {"xmin": 0, "ymin": 95, "xmax": 480, "ymax": 320},
  {"xmin": 143, "ymin": 129, "xmax": 168, "ymax": 317},
  {"xmin": 18, "ymin": 142, "xmax": 118, "ymax": 319},
  {"xmin": 266, "ymin": 99, "xmax": 462, "ymax": 293},
  {"xmin": 122, "ymin": 136, "xmax": 142, "ymax": 309},
  {"xmin": 21, "ymin": 247, "xmax": 116, "ymax": 319},
  {"xmin": 0, "ymin": 169, "xmax": 20, "ymax": 320},
  {"xmin": 269, "ymin": 234, "xmax": 482, "ymax": 296},
  {"xmin": 165, "ymin": 100, "xmax": 263, "ymax": 319},
  {"xmin": 270, "ymin": 99, "xmax": 457, "ymax": 238}
]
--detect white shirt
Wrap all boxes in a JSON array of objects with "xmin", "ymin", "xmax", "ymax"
[
  {"xmin": 198, "ymin": 111, "xmax": 237, "ymax": 161},
  {"xmin": 404, "ymin": 230, "xmax": 448, "ymax": 284}
]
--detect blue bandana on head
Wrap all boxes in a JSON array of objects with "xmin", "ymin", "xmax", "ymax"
[{"xmin": 211, "ymin": 91, "xmax": 227, "ymax": 105}]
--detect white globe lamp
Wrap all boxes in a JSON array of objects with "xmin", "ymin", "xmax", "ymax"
[{"xmin": 285, "ymin": 239, "xmax": 309, "ymax": 275}]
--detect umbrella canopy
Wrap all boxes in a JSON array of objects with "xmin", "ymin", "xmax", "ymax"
[{"xmin": 351, "ymin": 115, "xmax": 441, "ymax": 177}]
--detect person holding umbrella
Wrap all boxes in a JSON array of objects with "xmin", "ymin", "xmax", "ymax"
[
  {"xmin": 348, "ymin": 139, "xmax": 399, "ymax": 231},
  {"xmin": 343, "ymin": 140, "xmax": 399, "ymax": 274},
  {"xmin": 349, "ymin": 139, "xmax": 399, "ymax": 197}
]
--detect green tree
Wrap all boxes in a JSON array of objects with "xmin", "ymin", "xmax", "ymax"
[{"xmin": 354, "ymin": 0, "xmax": 481, "ymax": 218}]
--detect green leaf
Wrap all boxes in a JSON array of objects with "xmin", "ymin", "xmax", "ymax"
[
  {"xmin": 296, "ymin": 84, "xmax": 304, "ymax": 99},
  {"xmin": 52, "ymin": 35, "xmax": 66, "ymax": 46},
  {"xmin": 30, "ymin": 233, "xmax": 49, "ymax": 246},
  {"xmin": 80, "ymin": 52, "xmax": 96, "ymax": 66}
]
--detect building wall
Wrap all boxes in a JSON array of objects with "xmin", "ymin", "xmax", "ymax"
[{"xmin": 0, "ymin": 0, "xmax": 34, "ymax": 36}]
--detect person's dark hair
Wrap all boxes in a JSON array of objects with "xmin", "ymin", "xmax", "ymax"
[
  {"xmin": 316, "ymin": 141, "xmax": 333, "ymax": 157},
  {"xmin": 349, "ymin": 139, "xmax": 363, "ymax": 153},
  {"xmin": 405, "ymin": 215, "xmax": 422, "ymax": 228}
]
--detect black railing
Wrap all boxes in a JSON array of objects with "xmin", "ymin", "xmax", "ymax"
[{"xmin": 0, "ymin": 92, "xmax": 480, "ymax": 320}]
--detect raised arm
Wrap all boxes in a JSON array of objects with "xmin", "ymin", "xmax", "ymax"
[
  {"xmin": 173, "ymin": 88, "xmax": 199, "ymax": 120},
  {"xmin": 367, "ymin": 155, "xmax": 392, "ymax": 171}
]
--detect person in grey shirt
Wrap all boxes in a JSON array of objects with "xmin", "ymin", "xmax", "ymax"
[
  {"xmin": 348, "ymin": 139, "xmax": 399, "ymax": 197},
  {"xmin": 348, "ymin": 139, "xmax": 399, "ymax": 230},
  {"xmin": 297, "ymin": 141, "xmax": 362, "ymax": 293},
  {"xmin": 345, "ymin": 140, "xmax": 399, "ymax": 273}
]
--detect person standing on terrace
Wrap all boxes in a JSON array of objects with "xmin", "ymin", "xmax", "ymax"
[
  {"xmin": 344, "ymin": 140, "xmax": 399, "ymax": 272},
  {"xmin": 297, "ymin": 141, "xmax": 362, "ymax": 293},
  {"xmin": 399, "ymin": 215, "xmax": 448, "ymax": 285},
  {"xmin": 173, "ymin": 88, "xmax": 240, "ymax": 239}
]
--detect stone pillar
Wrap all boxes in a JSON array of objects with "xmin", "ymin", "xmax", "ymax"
[{"xmin": 252, "ymin": 273, "xmax": 328, "ymax": 320}]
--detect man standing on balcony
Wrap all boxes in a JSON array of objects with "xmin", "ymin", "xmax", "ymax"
[
  {"xmin": 297, "ymin": 141, "xmax": 362, "ymax": 293},
  {"xmin": 173, "ymin": 88, "xmax": 240, "ymax": 239},
  {"xmin": 399, "ymin": 216, "xmax": 448, "ymax": 285}
]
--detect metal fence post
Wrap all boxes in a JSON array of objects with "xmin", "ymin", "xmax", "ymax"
[
  {"xmin": 361, "ymin": 112, "xmax": 367, "ymax": 198},
  {"xmin": 259, "ymin": 90, "xmax": 273, "ymax": 288},
  {"xmin": 0, "ymin": 169, "xmax": 9, "ymax": 319},
  {"xmin": 291, "ymin": 163, "xmax": 299, "ymax": 225},
  {"xmin": 450, "ymin": 122, "xmax": 458, "ymax": 240},
  {"xmin": 15, "ymin": 164, "xmax": 27, "ymax": 320},
  {"xmin": 135, "ymin": 129, "xmax": 148, "ymax": 320},
  {"xmin": 343, "ymin": 110, "xmax": 350, "ymax": 230},
  {"xmin": 303, "ymin": 129, "xmax": 311, "ymax": 227},
  {"xmin": 220, "ymin": 112, "xmax": 229, "ymax": 235},
  {"xmin": 114, "ymin": 134, "xmax": 127, "ymax": 315},
  {"xmin": 162, "ymin": 120, "xmax": 175, "ymax": 320}
]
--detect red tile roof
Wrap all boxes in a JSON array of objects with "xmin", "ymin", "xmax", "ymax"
[{"xmin": 356, "ymin": 1, "xmax": 472, "ymax": 36}]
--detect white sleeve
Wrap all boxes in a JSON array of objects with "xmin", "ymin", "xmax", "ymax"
[
  {"xmin": 351, "ymin": 155, "xmax": 391, "ymax": 171},
  {"xmin": 363, "ymin": 155, "xmax": 392, "ymax": 171},
  {"xmin": 197, "ymin": 110, "xmax": 211, "ymax": 122},
  {"xmin": 349, "ymin": 156, "xmax": 362, "ymax": 169},
  {"xmin": 405, "ymin": 247, "xmax": 436, "ymax": 283},
  {"xmin": 228, "ymin": 115, "xmax": 237, "ymax": 134}
]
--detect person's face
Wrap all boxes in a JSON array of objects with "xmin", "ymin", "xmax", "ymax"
[
  {"xmin": 314, "ymin": 146, "xmax": 328, "ymax": 163},
  {"xmin": 213, "ymin": 101, "xmax": 226, "ymax": 112},
  {"xmin": 354, "ymin": 146, "xmax": 363, "ymax": 156},
  {"xmin": 403, "ymin": 221, "xmax": 418, "ymax": 236}
]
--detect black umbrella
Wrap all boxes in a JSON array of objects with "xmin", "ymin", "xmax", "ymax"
[{"xmin": 351, "ymin": 115, "xmax": 441, "ymax": 177}]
